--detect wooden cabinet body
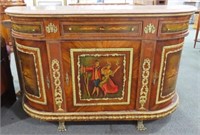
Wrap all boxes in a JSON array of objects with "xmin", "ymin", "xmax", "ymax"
[{"xmin": 6, "ymin": 5, "xmax": 195, "ymax": 122}]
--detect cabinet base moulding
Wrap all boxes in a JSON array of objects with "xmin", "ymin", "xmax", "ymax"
[{"xmin": 23, "ymin": 94, "xmax": 179, "ymax": 121}]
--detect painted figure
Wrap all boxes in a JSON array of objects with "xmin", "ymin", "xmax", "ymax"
[
  {"xmin": 83, "ymin": 60, "xmax": 102, "ymax": 96},
  {"xmin": 99, "ymin": 62, "xmax": 121, "ymax": 96}
]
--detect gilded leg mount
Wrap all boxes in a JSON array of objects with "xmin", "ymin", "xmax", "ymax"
[
  {"xmin": 137, "ymin": 120, "xmax": 147, "ymax": 131},
  {"xmin": 58, "ymin": 121, "xmax": 67, "ymax": 132}
]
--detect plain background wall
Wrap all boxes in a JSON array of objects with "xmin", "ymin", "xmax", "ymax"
[{"xmin": 168, "ymin": 0, "xmax": 184, "ymax": 5}]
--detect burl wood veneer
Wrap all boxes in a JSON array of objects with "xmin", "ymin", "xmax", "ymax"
[{"xmin": 5, "ymin": 5, "xmax": 195, "ymax": 131}]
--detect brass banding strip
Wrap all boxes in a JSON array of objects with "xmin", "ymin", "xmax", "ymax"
[{"xmin": 22, "ymin": 94, "xmax": 179, "ymax": 120}]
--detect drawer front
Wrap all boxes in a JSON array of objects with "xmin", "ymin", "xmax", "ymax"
[
  {"xmin": 158, "ymin": 20, "xmax": 189, "ymax": 38},
  {"xmin": 161, "ymin": 22, "xmax": 188, "ymax": 33},
  {"xmin": 61, "ymin": 21, "xmax": 142, "ymax": 39},
  {"xmin": 12, "ymin": 23, "xmax": 43, "ymax": 34},
  {"xmin": 63, "ymin": 24, "xmax": 140, "ymax": 33},
  {"xmin": 12, "ymin": 21, "xmax": 44, "ymax": 39},
  {"xmin": 12, "ymin": 23, "xmax": 42, "ymax": 34}
]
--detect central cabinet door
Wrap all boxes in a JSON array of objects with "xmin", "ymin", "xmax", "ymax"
[{"xmin": 61, "ymin": 40, "xmax": 140, "ymax": 112}]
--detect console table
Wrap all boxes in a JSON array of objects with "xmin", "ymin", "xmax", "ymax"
[{"xmin": 5, "ymin": 5, "xmax": 195, "ymax": 131}]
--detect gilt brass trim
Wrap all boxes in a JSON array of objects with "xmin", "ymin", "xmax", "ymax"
[
  {"xmin": 139, "ymin": 58, "xmax": 151, "ymax": 110},
  {"xmin": 144, "ymin": 23, "xmax": 156, "ymax": 34},
  {"xmin": 70, "ymin": 48, "xmax": 133, "ymax": 106},
  {"xmin": 22, "ymin": 94, "xmax": 179, "ymax": 121},
  {"xmin": 51, "ymin": 59, "xmax": 64, "ymax": 111},
  {"xmin": 16, "ymin": 42, "xmax": 47, "ymax": 105},
  {"xmin": 156, "ymin": 42, "xmax": 183, "ymax": 104},
  {"xmin": 137, "ymin": 120, "xmax": 147, "ymax": 131},
  {"xmin": 46, "ymin": 23, "xmax": 58, "ymax": 33},
  {"xmin": 58, "ymin": 121, "xmax": 66, "ymax": 131}
]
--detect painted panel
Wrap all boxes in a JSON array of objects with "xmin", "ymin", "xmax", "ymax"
[
  {"xmin": 162, "ymin": 51, "xmax": 181, "ymax": 96},
  {"xmin": 16, "ymin": 42, "xmax": 47, "ymax": 105},
  {"xmin": 156, "ymin": 42, "xmax": 183, "ymax": 104},
  {"xmin": 70, "ymin": 48, "xmax": 133, "ymax": 106},
  {"xmin": 18, "ymin": 52, "xmax": 39, "ymax": 96}
]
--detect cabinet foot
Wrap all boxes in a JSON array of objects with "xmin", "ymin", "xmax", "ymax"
[
  {"xmin": 137, "ymin": 120, "xmax": 147, "ymax": 131},
  {"xmin": 58, "ymin": 121, "xmax": 67, "ymax": 132}
]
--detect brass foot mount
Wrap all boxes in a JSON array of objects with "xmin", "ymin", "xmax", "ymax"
[
  {"xmin": 58, "ymin": 121, "xmax": 67, "ymax": 132},
  {"xmin": 137, "ymin": 120, "xmax": 147, "ymax": 131}
]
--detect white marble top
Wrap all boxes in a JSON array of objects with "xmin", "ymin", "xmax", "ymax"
[{"xmin": 5, "ymin": 5, "xmax": 196, "ymax": 17}]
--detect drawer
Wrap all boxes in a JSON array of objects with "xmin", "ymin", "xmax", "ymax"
[
  {"xmin": 12, "ymin": 22, "xmax": 44, "ymax": 38},
  {"xmin": 158, "ymin": 20, "xmax": 189, "ymax": 38},
  {"xmin": 63, "ymin": 24, "xmax": 140, "ymax": 33},
  {"xmin": 61, "ymin": 21, "xmax": 142, "ymax": 39}
]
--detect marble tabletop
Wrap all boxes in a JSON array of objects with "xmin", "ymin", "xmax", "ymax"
[{"xmin": 5, "ymin": 5, "xmax": 196, "ymax": 17}]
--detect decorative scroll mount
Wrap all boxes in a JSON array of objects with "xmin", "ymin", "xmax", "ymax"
[
  {"xmin": 139, "ymin": 58, "xmax": 151, "ymax": 110},
  {"xmin": 51, "ymin": 59, "xmax": 63, "ymax": 111},
  {"xmin": 46, "ymin": 23, "xmax": 58, "ymax": 33},
  {"xmin": 144, "ymin": 23, "xmax": 156, "ymax": 34}
]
